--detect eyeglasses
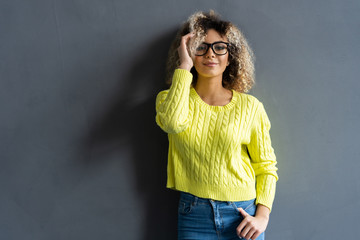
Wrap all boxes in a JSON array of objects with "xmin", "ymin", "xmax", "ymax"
[{"xmin": 195, "ymin": 41, "xmax": 230, "ymax": 56}]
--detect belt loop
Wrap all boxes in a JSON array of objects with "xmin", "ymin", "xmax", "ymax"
[{"xmin": 193, "ymin": 195, "xmax": 198, "ymax": 206}]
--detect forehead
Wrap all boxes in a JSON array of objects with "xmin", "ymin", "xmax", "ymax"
[{"xmin": 204, "ymin": 29, "xmax": 228, "ymax": 42}]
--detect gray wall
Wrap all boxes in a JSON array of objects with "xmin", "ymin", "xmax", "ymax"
[{"xmin": 1, "ymin": 0, "xmax": 359, "ymax": 239}]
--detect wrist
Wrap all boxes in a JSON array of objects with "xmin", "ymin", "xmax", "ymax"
[
  {"xmin": 255, "ymin": 213, "xmax": 269, "ymax": 221},
  {"xmin": 255, "ymin": 204, "xmax": 270, "ymax": 220},
  {"xmin": 178, "ymin": 63, "xmax": 193, "ymax": 71}
]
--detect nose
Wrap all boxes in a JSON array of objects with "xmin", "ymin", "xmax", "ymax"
[{"xmin": 205, "ymin": 46, "xmax": 216, "ymax": 58}]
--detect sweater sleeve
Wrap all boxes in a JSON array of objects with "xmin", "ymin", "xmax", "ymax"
[
  {"xmin": 155, "ymin": 69, "xmax": 193, "ymax": 134},
  {"xmin": 247, "ymin": 101, "xmax": 279, "ymax": 212}
]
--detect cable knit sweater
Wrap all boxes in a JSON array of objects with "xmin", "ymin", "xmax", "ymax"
[{"xmin": 155, "ymin": 69, "xmax": 278, "ymax": 211}]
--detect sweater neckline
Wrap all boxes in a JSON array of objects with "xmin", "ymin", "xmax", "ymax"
[{"xmin": 190, "ymin": 87, "xmax": 237, "ymax": 111}]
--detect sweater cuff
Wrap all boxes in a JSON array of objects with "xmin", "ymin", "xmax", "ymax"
[
  {"xmin": 171, "ymin": 68, "xmax": 193, "ymax": 87},
  {"xmin": 255, "ymin": 174, "xmax": 277, "ymax": 212}
]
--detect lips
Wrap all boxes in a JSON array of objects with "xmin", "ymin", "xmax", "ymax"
[{"xmin": 204, "ymin": 62, "xmax": 218, "ymax": 67}]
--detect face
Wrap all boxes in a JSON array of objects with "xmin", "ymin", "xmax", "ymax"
[{"xmin": 193, "ymin": 29, "xmax": 229, "ymax": 79}]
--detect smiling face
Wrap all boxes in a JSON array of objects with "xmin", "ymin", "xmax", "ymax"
[{"xmin": 193, "ymin": 29, "xmax": 229, "ymax": 80}]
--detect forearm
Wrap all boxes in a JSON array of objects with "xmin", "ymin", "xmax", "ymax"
[
  {"xmin": 155, "ymin": 69, "xmax": 192, "ymax": 133},
  {"xmin": 255, "ymin": 204, "xmax": 270, "ymax": 220}
]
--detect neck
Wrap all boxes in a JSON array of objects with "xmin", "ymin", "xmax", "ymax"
[{"xmin": 194, "ymin": 75, "xmax": 226, "ymax": 99}]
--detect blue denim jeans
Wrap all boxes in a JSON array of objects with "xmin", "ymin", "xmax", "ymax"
[{"xmin": 177, "ymin": 191, "xmax": 265, "ymax": 240}]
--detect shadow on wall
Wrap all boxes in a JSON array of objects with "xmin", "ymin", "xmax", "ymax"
[{"xmin": 83, "ymin": 29, "xmax": 180, "ymax": 240}]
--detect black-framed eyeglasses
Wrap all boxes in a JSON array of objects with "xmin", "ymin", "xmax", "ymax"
[{"xmin": 195, "ymin": 41, "xmax": 230, "ymax": 56}]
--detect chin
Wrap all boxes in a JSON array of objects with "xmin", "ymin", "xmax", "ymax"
[{"xmin": 198, "ymin": 70, "xmax": 223, "ymax": 78}]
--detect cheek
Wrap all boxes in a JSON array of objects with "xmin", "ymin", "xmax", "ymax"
[
  {"xmin": 225, "ymin": 55, "xmax": 229, "ymax": 64},
  {"xmin": 221, "ymin": 57, "xmax": 229, "ymax": 68},
  {"xmin": 193, "ymin": 58, "xmax": 204, "ymax": 72},
  {"xmin": 194, "ymin": 57, "xmax": 201, "ymax": 66}
]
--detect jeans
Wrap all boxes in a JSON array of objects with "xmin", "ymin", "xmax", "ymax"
[{"xmin": 178, "ymin": 191, "xmax": 265, "ymax": 240}]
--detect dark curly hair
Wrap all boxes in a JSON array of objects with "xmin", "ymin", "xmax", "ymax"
[{"xmin": 165, "ymin": 10, "xmax": 255, "ymax": 93}]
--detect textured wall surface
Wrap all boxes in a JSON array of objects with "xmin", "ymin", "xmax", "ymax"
[{"xmin": 1, "ymin": 0, "xmax": 359, "ymax": 239}]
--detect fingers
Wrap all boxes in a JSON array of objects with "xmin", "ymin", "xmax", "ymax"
[
  {"xmin": 236, "ymin": 208, "xmax": 250, "ymax": 233},
  {"xmin": 243, "ymin": 226, "xmax": 257, "ymax": 240},
  {"xmin": 179, "ymin": 32, "xmax": 195, "ymax": 50},
  {"xmin": 182, "ymin": 32, "xmax": 195, "ymax": 41},
  {"xmin": 238, "ymin": 225, "xmax": 257, "ymax": 240},
  {"xmin": 236, "ymin": 209, "xmax": 255, "ymax": 240},
  {"xmin": 236, "ymin": 210, "xmax": 266, "ymax": 240},
  {"xmin": 251, "ymin": 232, "xmax": 261, "ymax": 240},
  {"xmin": 238, "ymin": 207, "xmax": 249, "ymax": 217},
  {"xmin": 177, "ymin": 32, "xmax": 195, "ymax": 70},
  {"xmin": 236, "ymin": 216, "xmax": 248, "ymax": 236},
  {"xmin": 184, "ymin": 32, "xmax": 195, "ymax": 39},
  {"xmin": 241, "ymin": 224, "xmax": 252, "ymax": 239}
]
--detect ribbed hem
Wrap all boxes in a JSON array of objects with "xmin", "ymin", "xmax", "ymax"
[
  {"xmin": 190, "ymin": 88, "xmax": 238, "ymax": 112},
  {"xmin": 166, "ymin": 177, "xmax": 256, "ymax": 202}
]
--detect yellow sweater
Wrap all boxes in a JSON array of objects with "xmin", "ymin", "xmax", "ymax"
[{"xmin": 155, "ymin": 69, "xmax": 278, "ymax": 211}]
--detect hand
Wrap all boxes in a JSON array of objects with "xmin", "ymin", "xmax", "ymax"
[
  {"xmin": 177, "ymin": 32, "xmax": 195, "ymax": 71},
  {"xmin": 236, "ymin": 207, "xmax": 269, "ymax": 240}
]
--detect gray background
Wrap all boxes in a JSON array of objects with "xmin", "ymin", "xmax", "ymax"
[{"xmin": 1, "ymin": 0, "xmax": 359, "ymax": 239}]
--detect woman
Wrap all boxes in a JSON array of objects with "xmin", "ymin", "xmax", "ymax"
[{"xmin": 155, "ymin": 10, "xmax": 278, "ymax": 240}]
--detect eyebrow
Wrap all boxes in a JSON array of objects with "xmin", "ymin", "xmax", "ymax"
[{"xmin": 202, "ymin": 41, "xmax": 229, "ymax": 44}]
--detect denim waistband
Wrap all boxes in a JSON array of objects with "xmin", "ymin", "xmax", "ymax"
[
  {"xmin": 180, "ymin": 191, "xmax": 234, "ymax": 205},
  {"xmin": 179, "ymin": 191, "xmax": 255, "ymax": 205}
]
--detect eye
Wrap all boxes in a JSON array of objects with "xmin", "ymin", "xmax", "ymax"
[
  {"xmin": 214, "ymin": 45, "xmax": 227, "ymax": 51},
  {"xmin": 196, "ymin": 44, "xmax": 207, "ymax": 51}
]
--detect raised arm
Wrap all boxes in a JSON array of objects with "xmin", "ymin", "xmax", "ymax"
[{"xmin": 155, "ymin": 33, "xmax": 195, "ymax": 134}]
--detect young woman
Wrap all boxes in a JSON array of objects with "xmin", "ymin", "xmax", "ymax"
[{"xmin": 155, "ymin": 11, "xmax": 278, "ymax": 240}]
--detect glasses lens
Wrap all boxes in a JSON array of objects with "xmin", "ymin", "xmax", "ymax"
[
  {"xmin": 213, "ymin": 43, "xmax": 228, "ymax": 55},
  {"xmin": 195, "ymin": 43, "xmax": 208, "ymax": 56}
]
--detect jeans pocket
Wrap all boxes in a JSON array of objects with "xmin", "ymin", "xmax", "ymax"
[
  {"xmin": 230, "ymin": 199, "xmax": 256, "ymax": 216},
  {"xmin": 178, "ymin": 199, "xmax": 193, "ymax": 215}
]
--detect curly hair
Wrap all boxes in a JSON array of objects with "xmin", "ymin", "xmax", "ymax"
[{"xmin": 165, "ymin": 10, "xmax": 255, "ymax": 93}]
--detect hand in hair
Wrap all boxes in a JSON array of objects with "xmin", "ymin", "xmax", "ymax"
[{"xmin": 177, "ymin": 32, "xmax": 195, "ymax": 71}]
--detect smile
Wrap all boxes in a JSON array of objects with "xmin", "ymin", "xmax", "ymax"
[{"xmin": 204, "ymin": 62, "xmax": 218, "ymax": 67}]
